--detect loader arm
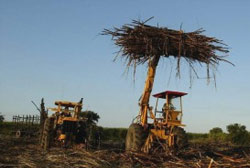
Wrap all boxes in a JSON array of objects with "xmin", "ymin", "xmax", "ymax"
[{"xmin": 139, "ymin": 55, "xmax": 160, "ymax": 127}]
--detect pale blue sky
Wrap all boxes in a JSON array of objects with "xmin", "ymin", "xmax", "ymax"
[{"xmin": 0, "ymin": 0, "xmax": 249, "ymax": 132}]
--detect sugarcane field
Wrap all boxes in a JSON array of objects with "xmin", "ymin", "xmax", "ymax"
[{"xmin": 1, "ymin": 1, "xmax": 250, "ymax": 168}]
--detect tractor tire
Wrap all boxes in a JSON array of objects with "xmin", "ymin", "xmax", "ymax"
[
  {"xmin": 125, "ymin": 124, "xmax": 148, "ymax": 152},
  {"xmin": 64, "ymin": 132, "xmax": 73, "ymax": 148},
  {"xmin": 41, "ymin": 118, "xmax": 54, "ymax": 150},
  {"xmin": 16, "ymin": 130, "xmax": 22, "ymax": 138},
  {"xmin": 173, "ymin": 127, "xmax": 188, "ymax": 149}
]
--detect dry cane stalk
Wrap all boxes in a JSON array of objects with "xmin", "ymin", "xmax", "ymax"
[{"xmin": 208, "ymin": 158, "xmax": 214, "ymax": 168}]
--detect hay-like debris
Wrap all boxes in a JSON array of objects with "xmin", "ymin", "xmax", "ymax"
[
  {"xmin": 103, "ymin": 18, "xmax": 233, "ymax": 83},
  {"xmin": 0, "ymin": 136, "xmax": 250, "ymax": 168}
]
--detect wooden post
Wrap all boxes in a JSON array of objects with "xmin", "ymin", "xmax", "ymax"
[{"xmin": 39, "ymin": 98, "xmax": 48, "ymax": 143}]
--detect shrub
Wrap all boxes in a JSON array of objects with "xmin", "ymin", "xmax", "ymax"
[
  {"xmin": 187, "ymin": 133, "xmax": 209, "ymax": 143},
  {"xmin": 102, "ymin": 128, "xmax": 127, "ymax": 141},
  {"xmin": 78, "ymin": 110, "xmax": 101, "ymax": 145},
  {"xmin": 79, "ymin": 110, "xmax": 100, "ymax": 125},
  {"xmin": 226, "ymin": 123, "xmax": 250, "ymax": 146},
  {"xmin": 0, "ymin": 113, "xmax": 4, "ymax": 123},
  {"xmin": 209, "ymin": 127, "xmax": 226, "ymax": 142},
  {"xmin": 209, "ymin": 127, "xmax": 223, "ymax": 134}
]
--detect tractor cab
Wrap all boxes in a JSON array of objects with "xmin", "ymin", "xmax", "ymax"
[
  {"xmin": 51, "ymin": 100, "xmax": 83, "ymax": 124},
  {"xmin": 152, "ymin": 90, "xmax": 187, "ymax": 127}
]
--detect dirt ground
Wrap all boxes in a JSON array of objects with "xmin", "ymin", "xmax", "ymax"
[{"xmin": 0, "ymin": 135, "xmax": 249, "ymax": 168}]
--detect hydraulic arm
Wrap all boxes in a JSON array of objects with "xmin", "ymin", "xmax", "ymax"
[{"xmin": 139, "ymin": 55, "xmax": 160, "ymax": 127}]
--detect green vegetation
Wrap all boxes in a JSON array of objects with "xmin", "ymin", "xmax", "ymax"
[
  {"xmin": 0, "ymin": 121, "xmax": 39, "ymax": 135},
  {"xmin": 226, "ymin": 123, "xmax": 250, "ymax": 146},
  {"xmin": 193, "ymin": 124, "xmax": 250, "ymax": 146},
  {"xmin": 97, "ymin": 124, "xmax": 250, "ymax": 147},
  {"xmin": 78, "ymin": 110, "xmax": 101, "ymax": 145},
  {"xmin": 208, "ymin": 127, "xmax": 227, "ymax": 142},
  {"xmin": 79, "ymin": 110, "xmax": 100, "ymax": 126},
  {"xmin": 1, "ymin": 120, "xmax": 249, "ymax": 147},
  {"xmin": 0, "ymin": 122, "xmax": 16, "ymax": 135},
  {"xmin": 0, "ymin": 113, "xmax": 4, "ymax": 123},
  {"xmin": 102, "ymin": 127, "xmax": 127, "ymax": 141},
  {"xmin": 187, "ymin": 132, "xmax": 209, "ymax": 143}
]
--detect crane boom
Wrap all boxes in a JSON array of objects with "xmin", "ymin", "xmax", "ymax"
[{"xmin": 139, "ymin": 55, "xmax": 160, "ymax": 127}]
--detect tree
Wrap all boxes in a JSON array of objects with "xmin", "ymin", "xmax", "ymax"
[
  {"xmin": 227, "ymin": 123, "xmax": 249, "ymax": 146},
  {"xmin": 209, "ymin": 127, "xmax": 225, "ymax": 142},
  {"xmin": 209, "ymin": 127, "xmax": 223, "ymax": 134},
  {"xmin": 79, "ymin": 110, "xmax": 101, "ymax": 146},
  {"xmin": 79, "ymin": 110, "xmax": 100, "ymax": 126},
  {"xmin": 0, "ymin": 113, "xmax": 4, "ymax": 123}
]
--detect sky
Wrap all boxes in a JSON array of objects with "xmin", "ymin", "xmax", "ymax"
[{"xmin": 0, "ymin": 0, "xmax": 250, "ymax": 133}]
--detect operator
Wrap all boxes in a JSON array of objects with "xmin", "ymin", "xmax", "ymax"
[
  {"xmin": 61, "ymin": 107, "xmax": 71, "ymax": 117},
  {"xmin": 162, "ymin": 100, "xmax": 175, "ymax": 119},
  {"xmin": 162, "ymin": 101, "xmax": 175, "ymax": 111}
]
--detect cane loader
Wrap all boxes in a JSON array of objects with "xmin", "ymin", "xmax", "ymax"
[
  {"xmin": 103, "ymin": 19, "xmax": 231, "ymax": 153},
  {"xmin": 125, "ymin": 57, "xmax": 188, "ymax": 153},
  {"xmin": 125, "ymin": 90, "xmax": 188, "ymax": 153}
]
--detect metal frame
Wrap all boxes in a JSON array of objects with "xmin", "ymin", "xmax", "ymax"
[{"xmin": 141, "ymin": 92, "xmax": 186, "ymax": 153}]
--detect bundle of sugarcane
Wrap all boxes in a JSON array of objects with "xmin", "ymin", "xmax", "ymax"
[{"xmin": 103, "ymin": 18, "xmax": 233, "ymax": 81}]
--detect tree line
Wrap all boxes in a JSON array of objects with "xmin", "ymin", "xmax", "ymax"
[{"xmin": 1, "ymin": 112, "xmax": 249, "ymax": 146}]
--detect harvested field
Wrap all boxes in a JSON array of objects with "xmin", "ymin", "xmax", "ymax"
[{"xmin": 0, "ymin": 135, "xmax": 249, "ymax": 168}]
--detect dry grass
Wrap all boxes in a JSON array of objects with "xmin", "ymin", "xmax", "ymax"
[{"xmin": 0, "ymin": 135, "xmax": 249, "ymax": 168}]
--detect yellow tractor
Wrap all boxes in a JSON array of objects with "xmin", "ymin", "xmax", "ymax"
[
  {"xmin": 41, "ymin": 98, "xmax": 86, "ymax": 149},
  {"xmin": 126, "ymin": 90, "xmax": 188, "ymax": 153}
]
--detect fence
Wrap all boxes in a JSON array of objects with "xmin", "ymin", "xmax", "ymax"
[{"xmin": 12, "ymin": 115, "xmax": 40, "ymax": 125}]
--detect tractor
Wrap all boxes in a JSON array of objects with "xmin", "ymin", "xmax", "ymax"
[
  {"xmin": 125, "ymin": 90, "xmax": 188, "ymax": 153},
  {"xmin": 40, "ymin": 98, "xmax": 87, "ymax": 150}
]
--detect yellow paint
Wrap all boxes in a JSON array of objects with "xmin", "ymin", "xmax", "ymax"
[
  {"xmin": 58, "ymin": 134, "xmax": 66, "ymax": 140},
  {"xmin": 139, "ymin": 56, "xmax": 160, "ymax": 127},
  {"xmin": 47, "ymin": 99, "xmax": 84, "ymax": 145}
]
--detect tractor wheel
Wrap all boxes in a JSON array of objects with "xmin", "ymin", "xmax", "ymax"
[
  {"xmin": 16, "ymin": 130, "xmax": 22, "ymax": 138},
  {"xmin": 125, "ymin": 124, "xmax": 148, "ymax": 152},
  {"xmin": 41, "ymin": 118, "xmax": 54, "ymax": 150},
  {"xmin": 64, "ymin": 132, "xmax": 73, "ymax": 148},
  {"xmin": 173, "ymin": 127, "xmax": 188, "ymax": 149}
]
